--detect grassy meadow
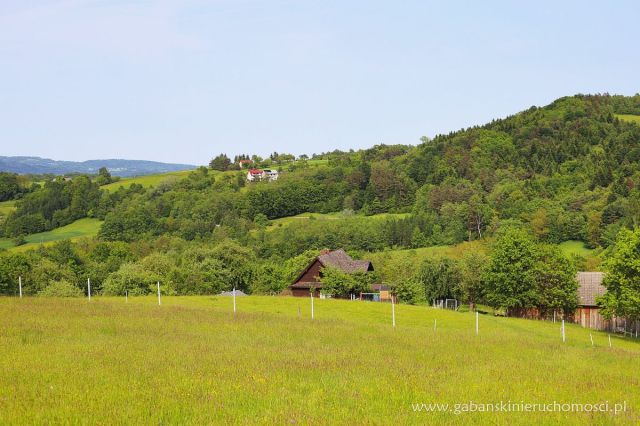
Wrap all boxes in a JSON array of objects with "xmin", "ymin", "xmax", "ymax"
[
  {"xmin": 265, "ymin": 211, "xmax": 411, "ymax": 232},
  {"xmin": 616, "ymin": 114, "xmax": 640, "ymax": 125},
  {"xmin": 0, "ymin": 296, "xmax": 638, "ymax": 425},
  {"xmin": 0, "ymin": 218, "xmax": 102, "ymax": 251},
  {"xmin": 558, "ymin": 240, "xmax": 594, "ymax": 257},
  {"xmin": 0, "ymin": 200, "xmax": 16, "ymax": 223},
  {"xmin": 101, "ymin": 170, "xmax": 195, "ymax": 192}
]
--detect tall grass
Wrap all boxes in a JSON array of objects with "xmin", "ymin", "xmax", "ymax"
[{"xmin": 0, "ymin": 296, "xmax": 638, "ymax": 424}]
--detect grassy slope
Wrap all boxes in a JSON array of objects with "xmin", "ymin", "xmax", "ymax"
[
  {"xmin": 100, "ymin": 160, "xmax": 328, "ymax": 193},
  {"xmin": 0, "ymin": 296, "xmax": 637, "ymax": 424},
  {"xmin": 616, "ymin": 114, "xmax": 640, "ymax": 125},
  {"xmin": 0, "ymin": 200, "xmax": 16, "ymax": 222},
  {"xmin": 0, "ymin": 218, "xmax": 102, "ymax": 251},
  {"xmin": 265, "ymin": 211, "xmax": 410, "ymax": 232},
  {"xmin": 559, "ymin": 240, "xmax": 595, "ymax": 257},
  {"xmin": 101, "ymin": 170, "xmax": 196, "ymax": 192}
]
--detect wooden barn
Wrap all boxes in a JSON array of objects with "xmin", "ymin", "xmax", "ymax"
[
  {"xmin": 289, "ymin": 249, "xmax": 374, "ymax": 297},
  {"xmin": 368, "ymin": 284, "xmax": 393, "ymax": 302},
  {"xmin": 573, "ymin": 272, "xmax": 610, "ymax": 330}
]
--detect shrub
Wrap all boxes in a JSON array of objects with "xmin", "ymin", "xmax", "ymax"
[
  {"xmin": 38, "ymin": 280, "xmax": 83, "ymax": 297},
  {"xmin": 12, "ymin": 235, "xmax": 26, "ymax": 246}
]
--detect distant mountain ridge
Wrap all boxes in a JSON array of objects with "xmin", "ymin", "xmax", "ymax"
[{"xmin": 0, "ymin": 156, "xmax": 196, "ymax": 177}]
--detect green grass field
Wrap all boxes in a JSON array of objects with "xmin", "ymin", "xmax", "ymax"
[
  {"xmin": 0, "ymin": 218, "xmax": 102, "ymax": 251},
  {"xmin": 616, "ymin": 114, "xmax": 640, "ymax": 125},
  {"xmin": 0, "ymin": 296, "xmax": 637, "ymax": 424},
  {"xmin": 102, "ymin": 170, "xmax": 195, "ymax": 192},
  {"xmin": 0, "ymin": 200, "xmax": 16, "ymax": 222},
  {"xmin": 559, "ymin": 240, "xmax": 601, "ymax": 270},
  {"xmin": 265, "ymin": 211, "xmax": 411, "ymax": 232},
  {"xmin": 559, "ymin": 240, "xmax": 595, "ymax": 257}
]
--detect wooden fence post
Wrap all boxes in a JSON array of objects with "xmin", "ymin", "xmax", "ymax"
[
  {"xmin": 475, "ymin": 311, "xmax": 479, "ymax": 335},
  {"xmin": 392, "ymin": 295, "xmax": 396, "ymax": 328}
]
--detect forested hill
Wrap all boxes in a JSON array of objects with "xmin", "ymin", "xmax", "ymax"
[{"xmin": 400, "ymin": 93, "xmax": 640, "ymax": 247}]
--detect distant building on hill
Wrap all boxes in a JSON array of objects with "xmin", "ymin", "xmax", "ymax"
[
  {"xmin": 238, "ymin": 159, "xmax": 253, "ymax": 168},
  {"xmin": 262, "ymin": 169, "xmax": 279, "ymax": 181},
  {"xmin": 289, "ymin": 249, "xmax": 374, "ymax": 297},
  {"xmin": 246, "ymin": 169, "xmax": 263, "ymax": 182},
  {"xmin": 246, "ymin": 168, "xmax": 279, "ymax": 182}
]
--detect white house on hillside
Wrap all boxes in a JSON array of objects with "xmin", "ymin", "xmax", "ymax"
[
  {"xmin": 246, "ymin": 168, "xmax": 279, "ymax": 182},
  {"xmin": 263, "ymin": 169, "xmax": 279, "ymax": 181}
]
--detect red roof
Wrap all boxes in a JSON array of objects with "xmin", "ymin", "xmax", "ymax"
[{"xmin": 248, "ymin": 169, "xmax": 263, "ymax": 174}]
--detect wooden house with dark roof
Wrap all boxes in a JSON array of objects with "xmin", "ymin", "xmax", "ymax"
[
  {"xmin": 573, "ymin": 272, "xmax": 610, "ymax": 330},
  {"xmin": 289, "ymin": 249, "xmax": 374, "ymax": 297}
]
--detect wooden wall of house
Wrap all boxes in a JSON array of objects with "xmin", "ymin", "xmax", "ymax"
[
  {"xmin": 296, "ymin": 260, "xmax": 323, "ymax": 284},
  {"xmin": 379, "ymin": 290, "xmax": 391, "ymax": 301},
  {"xmin": 291, "ymin": 288, "xmax": 320, "ymax": 298},
  {"xmin": 573, "ymin": 307, "xmax": 611, "ymax": 331}
]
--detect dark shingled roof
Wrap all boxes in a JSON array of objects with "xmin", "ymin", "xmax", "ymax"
[
  {"xmin": 576, "ymin": 272, "xmax": 606, "ymax": 307},
  {"xmin": 290, "ymin": 249, "xmax": 373, "ymax": 288},
  {"xmin": 317, "ymin": 249, "xmax": 372, "ymax": 273},
  {"xmin": 371, "ymin": 284, "xmax": 391, "ymax": 291}
]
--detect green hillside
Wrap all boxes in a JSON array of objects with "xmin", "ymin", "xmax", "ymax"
[
  {"xmin": 102, "ymin": 169, "xmax": 195, "ymax": 192},
  {"xmin": 265, "ymin": 211, "xmax": 410, "ymax": 232},
  {"xmin": 0, "ymin": 218, "xmax": 102, "ymax": 251},
  {"xmin": 0, "ymin": 200, "xmax": 16, "ymax": 221},
  {"xmin": 616, "ymin": 113, "xmax": 640, "ymax": 124},
  {"xmin": 0, "ymin": 296, "xmax": 637, "ymax": 424},
  {"xmin": 100, "ymin": 162, "xmax": 328, "ymax": 193},
  {"xmin": 558, "ymin": 240, "xmax": 596, "ymax": 257}
]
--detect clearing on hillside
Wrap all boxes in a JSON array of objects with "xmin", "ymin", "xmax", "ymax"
[
  {"xmin": 0, "ymin": 296, "xmax": 637, "ymax": 424},
  {"xmin": 0, "ymin": 218, "xmax": 102, "ymax": 251},
  {"xmin": 101, "ymin": 170, "xmax": 195, "ymax": 192},
  {"xmin": 0, "ymin": 200, "xmax": 16, "ymax": 222},
  {"xmin": 263, "ymin": 211, "xmax": 411, "ymax": 232},
  {"xmin": 616, "ymin": 114, "xmax": 640, "ymax": 125}
]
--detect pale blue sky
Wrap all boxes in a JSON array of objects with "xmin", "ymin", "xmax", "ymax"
[{"xmin": 1, "ymin": 0, "xmax": 638, "ymax": 165}]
